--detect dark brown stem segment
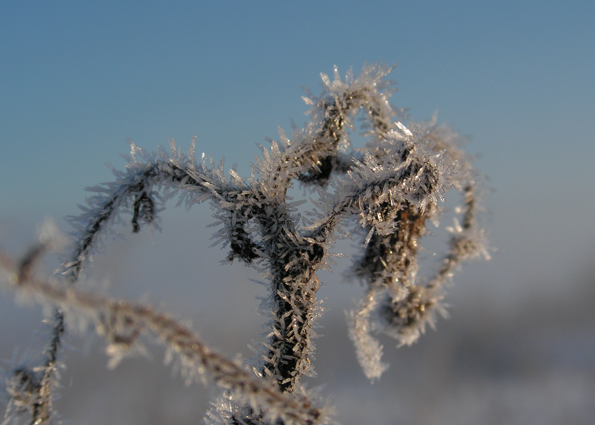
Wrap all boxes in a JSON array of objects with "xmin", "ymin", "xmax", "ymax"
[{"xmin": 256, "ymin": 209, "xmax": 324, "ymax": 393}]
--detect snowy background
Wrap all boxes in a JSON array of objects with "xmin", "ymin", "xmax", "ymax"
[{"xmin": 1, "ymin": 1, "xmax": 594, "ymax": 424}]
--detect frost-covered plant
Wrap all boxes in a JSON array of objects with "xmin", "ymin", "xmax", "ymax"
[{"xmin": 0, "ymin": 64, "xmax": 488, "ymax": 425}]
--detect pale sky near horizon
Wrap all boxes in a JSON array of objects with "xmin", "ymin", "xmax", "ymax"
[{"xmin": 1, "ymin": 0, "xmax": 595, "ymax": 305}]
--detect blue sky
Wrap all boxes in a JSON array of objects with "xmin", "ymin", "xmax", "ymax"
[{"xmin": 1, "ymin": 0, "xmax": 595, "ymax": 304}]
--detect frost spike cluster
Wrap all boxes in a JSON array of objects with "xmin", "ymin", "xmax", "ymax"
[{"xmin": 1, "ymin": 63, "xmax": 488, "ymax": 425}]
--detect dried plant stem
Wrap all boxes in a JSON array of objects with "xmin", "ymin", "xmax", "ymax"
[
  {"xmin": 1, "ymin": 64, "xmax": 488, "ymax": 425},
  {"xmin": 0, "ymin": 249, "xmax": 324, "ymax": 425}
]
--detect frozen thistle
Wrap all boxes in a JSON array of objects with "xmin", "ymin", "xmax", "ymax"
[{"xmin": 0, "ymin": 63, "xmax": 488, "ymax": 424}]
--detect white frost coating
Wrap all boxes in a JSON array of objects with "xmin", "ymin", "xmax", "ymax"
[
  {"xmin": 346, "ymin": 289, "xmax": 389, "ymax": 381},
  {"xmin": 0, "ymin": 63, "xmax": 488, "ymax": 425}
]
